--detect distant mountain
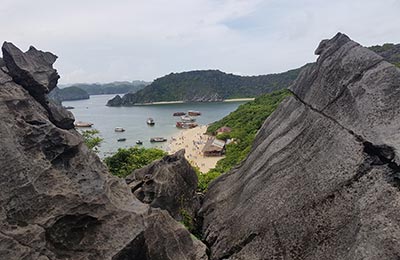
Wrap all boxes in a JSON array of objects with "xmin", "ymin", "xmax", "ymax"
[
  {"xmin": 48, "ymin": 86, "xmax": 89, "ymax": 103},
  {"xmin": 106, "ymin": 68, "xmax": 303, "ymax": 106},
  {"xmin": 68, "ymin": 81, "xmax": 149, "ymax": 95}
]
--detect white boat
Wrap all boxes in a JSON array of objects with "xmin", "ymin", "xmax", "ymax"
[
  {"xmin": 176, "ymin": 122, "xmax": 198, "ymax": 129},
  {"xmin": 181, "ymin": 115, "xmax": 195, "ymax": 122},
  {"xmin": 150, "ymin": 137, "xmax": 167, "ymax": 142},
  {"xmin": 74, "ymin": 121, "xmax": 93, "ymax": 127},
  {"xmin": 114, "ymin": 127, "xmax": 125, "ymax": 132},
  {"xmin": 147, "ymin": 118, "xmax": 155, "ymax": 125}
]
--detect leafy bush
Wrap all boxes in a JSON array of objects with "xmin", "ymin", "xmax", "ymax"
[
  {"xmin": 104, "ymin": 147, "xmax": 166, "ymax": 177},
  {"xmin": 81, "ymin": 129, "xmax": 103, "ymax": 153},
  {"xmin": 216, "ymin": 132, "xmax": 231, "ymax": 141},
  {"xmin": 196, "ymin": 168, "xmax": 222, "ymax": 193}
]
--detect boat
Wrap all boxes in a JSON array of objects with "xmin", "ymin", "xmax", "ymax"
[
  {"xmin": 173, "ymin": 112, "xmax": 186, "ymax": 116},
  {"xmin": 74, "ymin": 121, "xmax": 93, "ymax": 127},
  {"xmin": 181, "ymin": 115, "xmax": 195, "ymax": 122},
  {"xmin": 136, "ymin": 140, "xmax": 143, "ymax": 145},
  {"xmin": 150, "ymin": 137, "xmax": 167, "ymax": 142},
  {"xmin": 117, "ymin": 138, "xmax": 126, "ymax": 142},
  {"xmin": 176, "ymin": 122, "xmax": 198, "ymax": 129},
  {"xmin": 147, "ymin": 118, "xmax": 155, "ymax": 126},
  {"xmin": 63, "ymin": 106, "xmax": 74, "ymax": 109},
  {"xmin": 188, "ymin": 110, "xmax": 201, "ymax": 116},
  {"xmin": 114, "ymin": 127, "xmax": 125, "ymax": 132}
]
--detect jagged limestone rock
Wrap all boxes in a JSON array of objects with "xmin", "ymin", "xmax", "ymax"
[
  {"xmin": 0, "ymin": 43, "xmax": 206, "ymax": 260},
  {"xmin": 2, "ymin": 42, "xmax": 59, "ymax": 106},
  {"xmin": 126, "ymin": 149, "xmax": 200, "ymax": 221},
  {"xmin": 200, "ymin": 33, "xmax": 400, "ymax": 260}
]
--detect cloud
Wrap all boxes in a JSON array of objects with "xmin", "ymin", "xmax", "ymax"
[{"xmin": 1, "ymin": 0, "xmax": 399, "ymax": 83}]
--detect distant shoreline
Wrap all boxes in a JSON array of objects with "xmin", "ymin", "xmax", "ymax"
[
  {"xmin": 223, "ymin": 98, "xmax": 255, "ymax": 102},
  {"xmin": 133, "ymin": 98, "xmax": 254, "ymax": 106}
]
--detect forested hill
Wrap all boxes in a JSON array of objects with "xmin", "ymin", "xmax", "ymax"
[
  {"xmin": 68, "ymin": 81, "xmax": 149, "ymax": 95},
  {"xmin": 48, "ymin": 86, "xmax": 89, "ymax": 103},
  {"xmin": 106, "ymin": 68, "xmax": 302, "ymax": 106}
]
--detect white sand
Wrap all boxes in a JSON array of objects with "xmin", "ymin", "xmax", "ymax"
[
  {"xmin": 167, "ymin": 125, "xmax": 224, "ymax": 173},
  {"xmin": 223, "ymin": 98, "xmax": 255, "ymax": 102}
]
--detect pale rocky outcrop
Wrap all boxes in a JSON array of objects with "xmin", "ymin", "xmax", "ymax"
[
  {"xmin": 200, "ymin": 33, "xmax": 400, "ymax": 260},
  {"xmin": 0, "ymin": 42, "xmax": 207, "ymax": 260}
]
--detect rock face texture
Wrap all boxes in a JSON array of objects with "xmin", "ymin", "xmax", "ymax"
[
  {"xmin": 125, "ymin": 150, "xmax": 200, "ymax": 221},
  {"xmin": 200, "ymin": 33, "xmax": 400, "ymax": 260},
  {"xmin": 0, "ymin": 42, "xmax": 206, "ymax": 259}
]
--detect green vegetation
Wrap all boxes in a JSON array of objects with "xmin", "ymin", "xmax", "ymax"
[
  {"xmin": 82, "ymin": 129, "xmax": 103, "ymax": 153},
  {"xmin": 70, "ymin": 81, "xmax": 148, "ymax": 95},
  {"xmin": 369, "ymin": 43, "xmax": 396, "ymax": 53},
  {"xmin": 368, "ymin": 43, "xmax": 400, "ymax": 67},
  {"xmin": 179, "ymin": 208, "xmax": 195, "ymax": 232},
  {"xmin": 104, "ymin": 147, "xmax": 166, "ymax": 178},
  {"xmin": 197, "ymin": 169, "xmax": 221, "ymax": 192},
  {"xmin": 197, "ymin": 89, "xmax": 291, "ymax": 191},
  {"xmin": 115, "ymin": 69, "xmax": 301, "ymax": 104}
]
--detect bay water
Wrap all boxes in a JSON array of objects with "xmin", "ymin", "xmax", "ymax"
[{"xmin": 63, "ymin": 95, "xmax": 247, "ymax": 157}]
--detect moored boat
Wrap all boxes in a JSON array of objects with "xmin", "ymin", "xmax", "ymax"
[
  {"xmin": 114, "ymin": 127, "xmax": 125, "ymax": 132},
  {"xmin": 147, "ymin": 118, "xmax": 155, "ymax": 126},
  {"xmin": 188, "ymin": 110, "xmax": 201, "ymax": 116},
  {"xmin": 176, "ymin": 122, "xmax": 198, "ymax": 129},
  {"xmin": 181, "ymin": 115, "xmax": 196, "ymax": 122},
  {"xmin": 173, "ymin": 112, "xmax": 186, "ymax": 116},
  {"xmin": 74, "ymin": 121, "xmax": 93, "ymax": 127},
  {"xmin": 150, "ymin": 137, "xmax": 167, "ymax": 142},
  {"xmin": 136, "ymin": 140, "xmax": 143, "ymax": 145}
]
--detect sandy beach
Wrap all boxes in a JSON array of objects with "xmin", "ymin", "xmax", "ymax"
[
  {"xmin": 166, "ymin": 125, "xmax": 224, "ymax": 172},
  {"xmin": 223, "ymin": 98, "xmax": 255, "ymax": 102},
  {"xmin": 135, "ymin": 98, "xmax": 254, "ymax": 105}
]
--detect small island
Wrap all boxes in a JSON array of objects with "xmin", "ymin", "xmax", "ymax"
[{"xmin": 106, "ymin": 68, "xmax": 302, "ymax": 106}]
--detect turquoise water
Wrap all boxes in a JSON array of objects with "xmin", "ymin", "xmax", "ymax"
[{"xmin": 63, "ymin": 95, "xmax": 247, "ymax": 157}]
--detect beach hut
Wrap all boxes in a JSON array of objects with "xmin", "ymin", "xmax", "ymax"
[
  {"xmin": 202, "ymin": 137, "xmax": 226, "ymax": 157},
  {"xmin": 216, "ymin": 126, "xmax": 232, "ymax": 134}
]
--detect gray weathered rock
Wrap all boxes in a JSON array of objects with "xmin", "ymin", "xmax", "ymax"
[
  {"xmin": 126, "ymin": 149, "xmax": 200, "ymax": 222},
  {"xmin": 0, "ymin": 43, "xmax": 206, "ymax": 259},
  {"xmin": 200, "ymin": 33, "xmax": 400, "ymax": 259},
  {"xmin": 48, "ymin": 100, "xmax": 75, "ymax": 129},
  {"xmin": 2, "ymin": 42, "xmax": 59, "ymax": 106}
]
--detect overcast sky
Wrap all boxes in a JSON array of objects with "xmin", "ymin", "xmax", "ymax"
[{"xmin": 1, "ymin": 0, "xmax": 399, "ymax": 84}]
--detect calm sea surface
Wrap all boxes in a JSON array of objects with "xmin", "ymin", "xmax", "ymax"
[{"xmin": 63, "ymin": 95, "xmax": 247, "ymax": 157}]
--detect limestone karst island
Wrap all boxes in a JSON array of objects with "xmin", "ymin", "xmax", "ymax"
[{"xmin": 1, "ymin": 1, "xmax": 400, "ymax": 260}]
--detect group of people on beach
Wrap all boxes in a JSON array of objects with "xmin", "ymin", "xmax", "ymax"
[{"xmin": 168, "ymin": 126, "xmax": 212, "ymax": 170}]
